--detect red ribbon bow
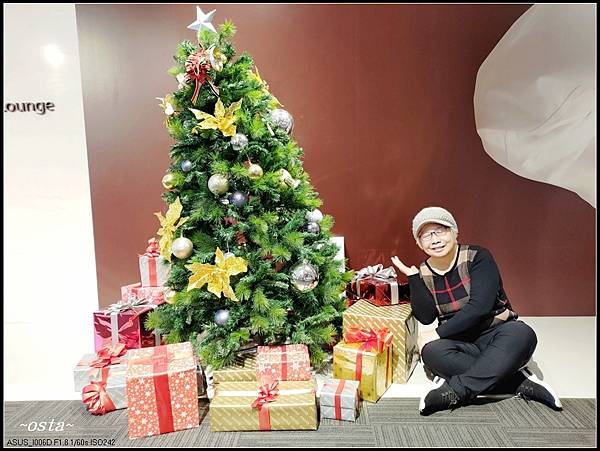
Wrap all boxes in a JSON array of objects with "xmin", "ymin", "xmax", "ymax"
[
  {"xmin": 184, "ymin": 49, "xmax": 212, "ymax": 104},
  {"xmin": 89, "ymin": 343, "xmax": 126, "ymax": 371},
  {"xmin": 343, "ymin": 327, "xmax": 392, "ymax": 354},
  {"xmin": 251, "ymin": 381, "xmax": 280, "ymax": 410},
  {"xmin": 81, "ymin": 368, "xmax": 117, "ymax": 415},
  {"xmin": 143, "ymin": 238, "xmax": 160, "ymax": 258},
  {"xmin": 251, "ymin": 381, "xmax": 279, "ymax": 431}
]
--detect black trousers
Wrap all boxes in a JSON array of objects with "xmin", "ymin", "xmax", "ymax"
[{"xmin": 420, "ymin": 320, "xmax": 538, "ymax": 403}]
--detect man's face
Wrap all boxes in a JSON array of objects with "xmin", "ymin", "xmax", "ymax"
[{"xmin": 417, "ymin": 222, "xmax": 457, "ymax": 258}]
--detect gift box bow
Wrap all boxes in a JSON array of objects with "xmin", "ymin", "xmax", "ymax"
[
  {"xmin": 81, "ymin": 368, "xmax": 117, "ymax": 415},
  {"xmin": 354, "ymin": 264, "xmax": 397, "ymax": 281},
  {"xmin": 251, "ymin": 381, "xmax": 280, "ymax": 410},
  {"xmin": 105, "ymin": 296, "xmax": 157, "ymax": 314},
  {"xmin": 140, "ymin": 237, "xmax": 160, "ymax": 258},
  {"xmin": 343, "ymin": 327, "xmax": 393, "ymax": 353},
  {"xmin": 88, "ymin": 343, "xmax": 126, "ymax": 370}
]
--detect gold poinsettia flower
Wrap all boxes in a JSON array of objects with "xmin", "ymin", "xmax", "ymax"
[
  {"xmin": 186, "ymin": 248, "xmax": 248, "ymax": 301},
  {"xmin": 189, "ymin": 98, "xmax": 242, "ymax": 137},
  {"xmin": 154, "ymin": 197, "xmax": 189, "ymax": 262}
]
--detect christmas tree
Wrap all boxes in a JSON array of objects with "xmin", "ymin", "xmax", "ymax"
[{"xmin": 147, "ymin": 8, "xmax": 353, "ymax": 370}]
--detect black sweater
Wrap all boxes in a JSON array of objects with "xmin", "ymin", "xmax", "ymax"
[{"xmin": 407, "ymin": 244, "xmax": 517, "ymax": 339}]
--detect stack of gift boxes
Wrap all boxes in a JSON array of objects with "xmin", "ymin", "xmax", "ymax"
[
  {"xmin": 74, "ymin": 254, "xmax": 419, "ymax": 437},
  {"xmin": 210, "ymin": 344, "xmax": 318, "ymax": 431},
  {"xmin": 333, "ymin": 263, "xmax": 419, "ymax": 403},
  {"xmin": 74, "ymin": 238, "xmax": 207, "ymax": 439}
]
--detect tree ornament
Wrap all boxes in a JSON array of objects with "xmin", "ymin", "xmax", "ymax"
[
  {"xmin": 222, "ymin": 252, "xmax": 236, "ymax": 260},
  {"xmin": 162, "ymin": 173, "xmax": 177, "ymax": 190},
  {"xmin": 171, "ymin": 237, "xmax": 194, "ymax": 259},
  {"xmin": 190, "ymin": 98, "xmax": 242, "ymax": 137},
  {"xmin": 234, "ymin": 231, "xmax": 248, "ymax": 245},
  {"xmin": 230, "ymin": 133, "xmax": 248, "ymax": 151},
  {"xmin": 306, "ymin": 221, "xmax": 320, "ymax": 234},
  {"xmin": 154, "ymin": 197, "xmax": 189, "ymax": 262},
  {"xmin": 269, "ymin": 108, "xmax": 294, "ymax": 134},
  {"xmin": 187, "ymin": 6, "xmax": 217, "ymax": 33},
  {"xmin": 207, "ymin": 45, "xmax": 227, "ymax": 71},
  {"xmin": 279, "ymin": 169, "xmax": 300, "ymax": 188},
  {"xmin": 306, "ymin": 208, "xmax": 323, "ymax": 223},
  {"xmin": 208, "ymin": 174, "xmax": 229, "ymax": 195},
  {"xmin": 181, "ymin": 160, "xmax": 193, "ymax": 172},
  {"xmin": 183, "ymin": 48, "xmax": 212, "ymax": 104},
  {"xmin": 214, "ymin": 309, "xmax": 230, "ymax": 325},
  {"xmin": 165, "ymin": 289, "xmax": 178, "ymax": 304},
  {"xmin": 156, "ymin": 96, "xmax": 176, "ymax": 126},
  {"xmin": 290, "ymin": 261, "xmax": 319, "ymax": 292},
  {"xmin": 229, "ymin": 191, "xmax": 248, "ymax": 208},
  {"xmin": 176, "ymin": 73, "xmax": 189, "ymax": 90},
  {"xmin": 186, "ymin": 248, "xmax": 248, "ymax": 301},
  {"xmin": 247, "ymin": 163, "xmax": 263, "ymax": 180}
]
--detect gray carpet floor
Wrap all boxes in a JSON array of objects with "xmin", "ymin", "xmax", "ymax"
[{"xmin": 4, "ymin": 398, "xmax": 596, "ymax": 447}]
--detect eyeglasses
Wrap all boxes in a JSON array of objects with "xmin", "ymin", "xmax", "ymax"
[{"xmin": 420, "ymin": 227, "xmax": 450, "ymax": 243}]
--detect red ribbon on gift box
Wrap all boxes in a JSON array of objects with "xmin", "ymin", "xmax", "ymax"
[
  {"xmin": 251, "ymin": 381, "xmax": 279, "ymax": 431},
  {"xmin": 343, "ymin": 327, "xmax": 393, "ymax": 383},
  {"xmin": 129, "ymin": 346, "xmax": 175, "ymax": 435},
  {"xmin": 334, "ymin": 379, "xmax": 346, "ymax": 420},
  {"xmin": 82, "ymin": 367, "xmax": 117, "ymax": 415},
  {"xmin": 278, "ymin": 345, "xmax": 288, "ymax": 381}
]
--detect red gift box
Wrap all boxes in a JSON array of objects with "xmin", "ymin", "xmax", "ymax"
[
  {"xmin": 347, "ymin": 264, "xmax": 410, "ymax": 307},
  {"xmin": 126, "ymin": 342, "xmax": 199, "ymax": 438},
  {"xmin": 121, "ymin": 282, "xmax": 166, "ymax": 303},
  {"xmin": 256, "ymin": 344, "xmax": 312, "ymax": 385},
  {"xmin": 93, "ymin": 299, "xmax": 164, "ymax": 352}
]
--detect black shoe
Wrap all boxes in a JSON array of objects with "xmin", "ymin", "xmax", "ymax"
[
  {"xmin": 516, "ymin": 368, "xmax": 563, "ymax": 411},
  {"xmin": 419, "ymin": 378, "xmax": 460, "ymax": 416}
]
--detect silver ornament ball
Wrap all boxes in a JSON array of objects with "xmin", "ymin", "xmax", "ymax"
[
  {"xmin": 290, "ymin": 261, "xmax": 319, "ymax": 292},
  {"xmin": 214, "ymin": 309, "xmax": 230, "ymax": 326},
  {"xmin": 229, "ymin": 191, "xmax": 248, "ymax": 208},
  {"xmin": 231, "ymin": 133, "xmax": 248, "ymax": 151},
  {"xmin": 306, "ymin": 222, "xmax": 320, "ymax": 234},
  {"xmin": 171, "ymin": 237, "xmax": 193, "ymax": 259},
  {"xmin": 306, "ymin": 209, "xmax": 324, "ymax": 223},
  {"xmin": 181, "ymin": 160, "xmax": 193, "ymax": 172},
  {"xmin": 208, "ymin": 174, "xmax": 229, "ymax": 195},
  {"xmin": 269, "ymin": 109, "xmax": 294, "ymax": 134}
]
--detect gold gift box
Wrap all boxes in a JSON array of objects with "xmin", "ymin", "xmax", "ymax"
[
  {"xmin": 332, "ymin": 341, "xmax": 392, "ymax": 403},
  {"xmin": 343, "ymin": 300, "xmax": 418, "ymax": 383},
  {"xmin": 212, "ymin": 354, "xmax": 257, "ymax": 384},
  {"xmin": 210, "ymin": 380, "xmax": 318, "ymax": 432}
]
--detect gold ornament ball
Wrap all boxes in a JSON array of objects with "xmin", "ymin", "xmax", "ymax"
[
  {"xmin": 171, "ymin": 237, "xmax": 193, "ymax": 259},
  {"xmin": 248, "ymin": 163, "xmax": 263, "ymax": 180},
  {"xmin": 162, "ymin": 173, "xmax": 177, "ymax": 190},
  {"xmin": 165, "ymin": 289, "xmax": 178, "ymax": 304}
]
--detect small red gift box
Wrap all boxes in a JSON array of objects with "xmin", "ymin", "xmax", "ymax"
[
  {"xmin": 93, "ymin": 299, "xmax": 164, "ymax": 352},
  {"xmin": 256, "ymin": 344, "xmax": 312, "ymax": 385},
  {"xmin": 138, "ymin": 238, "xmax": 170, "ymax": 287},
  {"xmin": 347, "ymin": 264, "xmax": 410, "ymax": 307}
]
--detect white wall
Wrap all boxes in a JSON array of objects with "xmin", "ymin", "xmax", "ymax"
[{"xmin": 4, "ymin": 4, "xmax": 98, "ymax": 400}]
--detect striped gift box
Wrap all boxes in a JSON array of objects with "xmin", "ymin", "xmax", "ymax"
[{"xmin": 342, "ymin": 300, "xmax": 419, "ymax": 383}]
